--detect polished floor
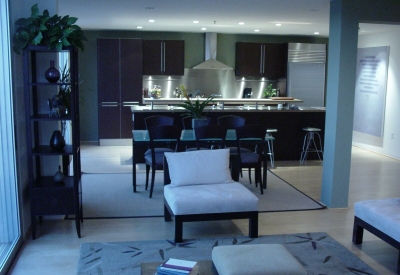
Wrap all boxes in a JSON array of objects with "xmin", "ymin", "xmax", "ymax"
[{"xmin": 8, "ymin": 145, "xmax": 400, "ymax": 274}]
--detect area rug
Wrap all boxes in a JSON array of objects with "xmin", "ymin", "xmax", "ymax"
[
  {"xmin": 81, "ymin": 170, "xmax": 325, "ymax": 218},
  {"xmin": 77, "ymin": 232, "xmax": 378, "ymax": 275}
]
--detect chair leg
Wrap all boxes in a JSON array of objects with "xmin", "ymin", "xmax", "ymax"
[
  {"xmin": 248, "ymin": 168, "xmax": 252, "ymax": 184},
  {"xmin": 149, "ymin": 166, "xmax": 156, "ymax": 198},
  {"xmin": 256, "ymin": 166, "xmax": 263, "ymax": 194},
  {"xmin": 145, "ymin": 164, "xmax": 150, "ymax": 190}
]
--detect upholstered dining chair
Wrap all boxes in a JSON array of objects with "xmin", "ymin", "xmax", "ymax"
[
  {"xmin": 217, "ymin": 115, "xmax": 253, "ymax": 181},
  {"xmin": 145, "ymin": 125, "xmax": 181, "ymax": 198},
  {"xmin": 144, "ymin": 115, "xmax": 175, "ymax": 198},
  {"xmin": 235, "ymin": 124, "xmax": 267, "ymax": 194}
]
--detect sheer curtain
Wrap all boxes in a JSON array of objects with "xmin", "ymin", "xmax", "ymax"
[{"xmin": 0, "ymin": 0, "xmax": 21, "ymax": 274}]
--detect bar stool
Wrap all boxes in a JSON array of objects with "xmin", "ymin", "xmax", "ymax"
[
  {"xmin": 300, "ymin": 127, "xmax": 323, "ymax": 164},
  {"xmin": 266, "ymin": 128, "xmax": 277, "ymax": 167}
]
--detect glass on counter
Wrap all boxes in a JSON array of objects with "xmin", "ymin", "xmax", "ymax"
[{"xmin": 150, "ymin": 85, "xmax": 161, "ymax": 99}]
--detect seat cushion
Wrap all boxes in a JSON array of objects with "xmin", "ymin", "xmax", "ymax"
[
  {"xmin": 144, "ymin": 148, "xmax": 174, "ymax": 156},
  {"xmin": 164, "ymin": 149, "xmax": 233, "ymax": 187},
  {"xmin": 212, "ymin": 244, "xmax": 307, "ymax": 275},
  {"xmin": 355, "ymin": 198, "xmax": 400, "ymax": 242},
  {"xmin": 164, "ymin": 182, "xmax": 258, "ymax": 215}
]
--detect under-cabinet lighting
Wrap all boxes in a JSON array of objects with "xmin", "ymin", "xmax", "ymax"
[
  {"xmin": 314, "ymin": 32, "xmax": 320, "ymax": 35},
  {"xmin": 193, "ymin": 21, "xmax": 199, "ymax": 24},
  {"xmin": 137, "ymin": 26, "xmax": 143, "ymax": 29},
  {"xmin": 254, "ymin": 29, "xmax": 260, "ymax": 32},
  {"xmin": 239, "ymin": 22, "xmax": 244, "ymax": 25},
  {"xmin": 276, "ymin": 23, "xmax": 281, "ymax": 26},
  {"xmin": 149, "ymin": 19, "xmax": 155, "ymax": 23}
]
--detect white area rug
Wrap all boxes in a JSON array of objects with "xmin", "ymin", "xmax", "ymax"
[{"xmin": 81, "ymin": 170, "xmax": 325, "ymax": 218}]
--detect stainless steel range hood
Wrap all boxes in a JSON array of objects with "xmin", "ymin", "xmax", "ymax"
[{"xmin": 192, "ymin": 33, "xmax": 233, "ymax": 70}]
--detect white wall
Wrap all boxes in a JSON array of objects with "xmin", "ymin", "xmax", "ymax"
[{"xmin": 353, "ymin": 29, "xmax": 400, "ymax": 160}]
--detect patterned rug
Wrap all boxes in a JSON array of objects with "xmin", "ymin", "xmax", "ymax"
[{"xmin": 77, "ymin": 232, "xmax": 378, "ymax": 275}]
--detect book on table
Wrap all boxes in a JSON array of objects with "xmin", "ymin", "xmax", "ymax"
[{"xmin": 156, "ymin": 258, "xmax": 199, "ymax": 275}]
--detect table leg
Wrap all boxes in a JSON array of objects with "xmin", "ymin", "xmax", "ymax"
[{"xmin": 132, "ymin": 137, "xmax": 136, "ymax": 192}]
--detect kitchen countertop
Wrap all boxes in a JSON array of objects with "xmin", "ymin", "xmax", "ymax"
[{"xmin": 142, "ymin": 97, "xmax": 304, "ymax": 110}]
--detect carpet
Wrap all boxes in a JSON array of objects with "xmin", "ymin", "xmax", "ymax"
[
  {"xmin": 81, "ymin": 170, "xmax": 325, "ymax": 218},
  {"xmin": 77, "ymin": 232, "xmax": 378, "ymax": 275}
]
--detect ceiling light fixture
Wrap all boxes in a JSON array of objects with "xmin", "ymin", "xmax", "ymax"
[{"xmin": 149, "ymin": 19, "xmax": 155, "ymax": 23}]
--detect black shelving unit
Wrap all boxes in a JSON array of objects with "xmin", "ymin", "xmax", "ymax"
[{"xmin": 23, "ymin": 45, "xmax": 82, "ymax": 239}]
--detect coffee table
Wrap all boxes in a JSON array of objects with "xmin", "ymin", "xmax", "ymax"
[{"xmin": 141, "ymin": 260, "xmax": 218, "ymax": 275}]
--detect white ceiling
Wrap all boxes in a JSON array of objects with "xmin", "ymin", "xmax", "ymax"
[{"xmin": 58, "ymin": 0, "xmax": 400, "ymax": 37}]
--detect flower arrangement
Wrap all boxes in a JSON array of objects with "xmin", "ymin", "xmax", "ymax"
[
  {"xmin": 150, "ymin": 85, "xmax": 161, "ymax": 99},
  {"xmin": 177, "ymin": 84, "xmax": 214, "ymax": 119}
]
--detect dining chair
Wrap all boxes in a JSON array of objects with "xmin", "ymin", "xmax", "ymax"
[
  {"xmin": 144, "ymin": 115, "xmax": 175, "ymax": 197},
  {"xmin": 145, "ymin": 125, "xmax": 181, "ymax": 198},
  {"xmin": 217, "ymin": 115, "xmax": 253, "ymax": 181},
  {"xmin": 193, "ymin": 124, "xmax": 228, "ymax": 150},
  {"xmin": 235, "ymin": 124, "xmax": 268, "ymax": 194}
]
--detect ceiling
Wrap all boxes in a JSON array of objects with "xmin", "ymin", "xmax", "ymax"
[{"xmin": 58, "ymin": 0, "xmax": 400, "ymax": 37}]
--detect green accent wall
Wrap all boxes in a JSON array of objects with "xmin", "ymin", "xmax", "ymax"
[{"xmin": 79, "ymin": 30, "xmax": 328, "ymax": 142}]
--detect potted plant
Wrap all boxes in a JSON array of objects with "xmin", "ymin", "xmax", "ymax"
[
  {"xmin": 262, "ymin": 84, "xmax": 277, "ymax": 98},
  {"xmin": 13, "ymin": 4, "xmax": 87, "ymax": 54},
  {"xmin": 177, "ymin": 84, "xmax": 214, "ymax": 128}
]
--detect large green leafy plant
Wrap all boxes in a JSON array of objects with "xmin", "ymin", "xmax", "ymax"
[
  {"xmin": 13, "ymin": 4, "xmax": 87, "ymax": 54},
  {"xmin": 178, "ymin": 84, "xmax": 214, "ymax": 119}
]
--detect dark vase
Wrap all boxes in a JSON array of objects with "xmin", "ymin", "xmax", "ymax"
[
  {"xmin": 50, "ymin": 130, "xmax": 65, "ymax": 151},
  {"xmin": 45, "ymin": 60, "xmax": 60, "ymax": 83},
  {"xmin": 192, "ymin": 118, "xmax": 211, "ymax": 129}
]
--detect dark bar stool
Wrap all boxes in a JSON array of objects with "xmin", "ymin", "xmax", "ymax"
[{"xmin": 300, "ymin": 127, "xmax": 323, "ymax": 164}]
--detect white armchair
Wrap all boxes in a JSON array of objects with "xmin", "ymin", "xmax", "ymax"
[{"xmin": 163, "ymin": 149, "xmax": 259, "ymax": 243}]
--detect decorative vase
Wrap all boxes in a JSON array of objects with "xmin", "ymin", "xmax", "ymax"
[
  {"xmin": 54, "ymin": 165, "xmax": 65, "ymax": 183},
  {"xmin": 45, "ymin": 60, "xmax": 60, "ymax": 83},
  {"xmin": 49, "ymin": 130, "xmax": 65, "ymax": 151},
  {"xmin": 192, "ymin": 118, "xmax": 211, "ymax": 129}
]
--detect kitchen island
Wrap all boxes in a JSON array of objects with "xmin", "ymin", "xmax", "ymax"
[{"xmin": 131, "ymin": 103, "xmax": 325, "ymax": 162}]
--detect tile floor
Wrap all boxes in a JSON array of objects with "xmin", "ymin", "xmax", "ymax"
[{"xmin": 7, "ymin": 145, "xmax": 400, "ymax": 274}]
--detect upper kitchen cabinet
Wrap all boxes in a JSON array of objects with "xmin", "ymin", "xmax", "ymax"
[
  {"xmin": 97, "ymin": 38, "xmax": 142, "ymax": 140},
  {"xmin": 142, "ymin": 40, "xmax": 184, "ymax": 75},
  {"xmin": 235, "ymin": 42, "xmax": 288, "ymax": 79}
]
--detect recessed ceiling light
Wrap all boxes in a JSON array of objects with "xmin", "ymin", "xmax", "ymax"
[
  {"xmin": 314, "ymin": 32, "xmax": 320, "ymax": 35},
  {"xmin": 137, "ymin": 26, "xmax": 143, "ymax": 29},
  {"xmin": 149, "ymin": 19, "xmax": 155, "ymax": 23},
  {"xmin": 201, "ymin": 28, "xmax": 207, "ymax": 31},
  {"xmin": 193, "ymin": 21, "xmax": 199, "ymax": 24},
  {"xmin": 239, "ymin": 22, "xmax": 244, "ymax": 25},
  {"xmin": 276, "ymin": 23, "xmax": 281, "ymax": 27},
  {"xmin": 254, "ymin": 29, "xmax": 260, "ymax": 32}
]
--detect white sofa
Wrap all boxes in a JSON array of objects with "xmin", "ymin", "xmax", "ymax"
[
  {"xmin": 163, "ymin": 149, "xmax": 259, "ymax": 243},
  {"xmin": 353, "ymin": 198, "xmax": 400, "ymax": 274}
]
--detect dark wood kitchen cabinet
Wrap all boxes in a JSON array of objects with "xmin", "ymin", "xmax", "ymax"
[
  {"xmin": 23, "ymin": 45, "xmax": 82, "ymax": 239},
  {"xmin": 98, "ymin": 38, "xmax": 142, "ymax": 139},
  {"xmin": 235, "ymin": 42, "xmax": 288, "ymax": 79},
  {"xmin": 142, "ymin": 40, "xmax": 184, "ymax": 75}
]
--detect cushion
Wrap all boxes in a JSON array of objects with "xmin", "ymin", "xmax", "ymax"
[
  {"xmin": 212, "ymin": 244, "xmax": 307, "ymax": 275},
  {"xmin": 164, "ymin": 182, "xmax": 258, "ymax": 215},
  {"xmin": 355, "ymin": 198, "xmax": 400, "ymax": 242},
  {"xmin": 164, "ymin": 149, "xmax": 233, "ymax": 187}
]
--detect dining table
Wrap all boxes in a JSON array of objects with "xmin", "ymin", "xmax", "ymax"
[{"xmin": 131, "ymin": 129, "xmax": 273, "ymax": 193}]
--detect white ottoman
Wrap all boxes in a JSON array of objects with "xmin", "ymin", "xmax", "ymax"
[{"xmin": 212, "ymin": 244, "xmax": 307, "ymax": 275}]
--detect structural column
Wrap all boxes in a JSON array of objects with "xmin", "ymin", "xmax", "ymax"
[{"xmin": 321, "ymin": 0, "xmax": 359, "ymax": 208}]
